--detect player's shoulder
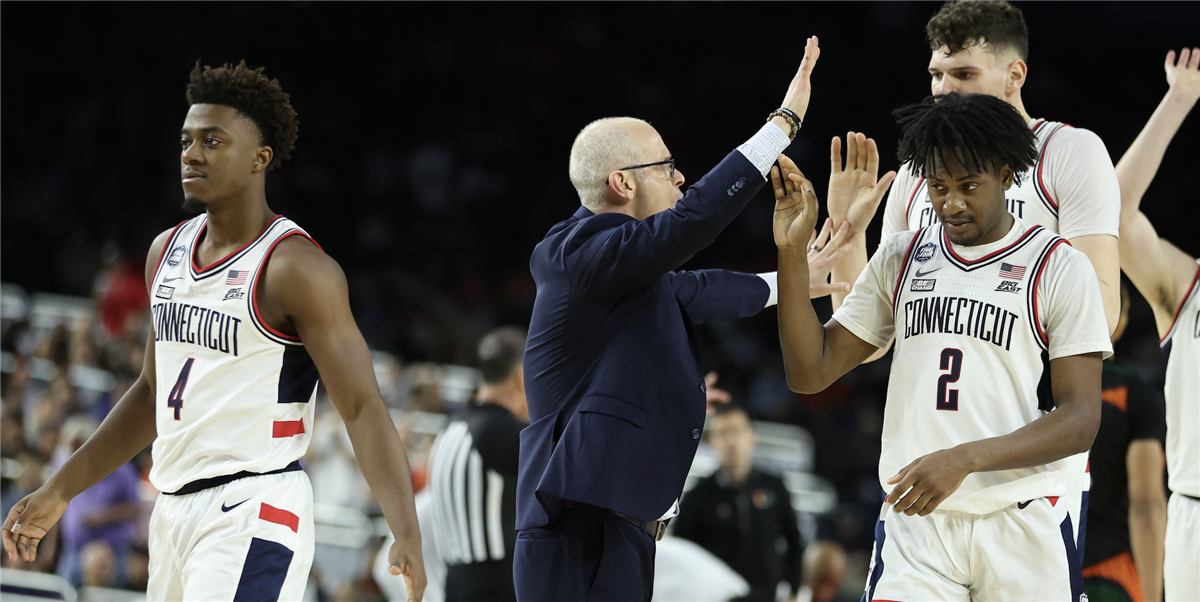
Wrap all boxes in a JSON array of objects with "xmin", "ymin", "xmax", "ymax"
[
  {"xmin": 269, "ymin": 233, "xmax": 341, "ymax": 282},
  {"xmin": 882, "ymin": 227, "xmax": 924, "ymax": 258},
  {"xmin": 144, "ymin": 218, "xmax": 196, "ymax": 283},
  {"xmin": 1039, "ymin": 234, "xmax": 1096, "ymax": 282},
  {"xmin": 1036, "ymin": 118, "xmax": 1108, "ymax": 154}
]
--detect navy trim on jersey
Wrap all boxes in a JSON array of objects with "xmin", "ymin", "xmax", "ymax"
[
  {"xmin": 941, "ymin": 225, "xmax": 1046, "ymax": 272},
  {"xmin": 233, "ymin": 537, "xmax": 294, "ymax": 602},
  {"xmin": 189, "ymin": 215, "xmax": 287, "ymax": 281},
  {"xmin": 150, "ymin": 220, "xmax": 190, "ymax": 285},
  {"xmin": 278, "ymin": 346, "xmax": 319, "ymax": 404},
  {"xmin": 246, "ymin": 229, "xmax": 321, "ymax": 346},
  {"xmin": 1160, "ymin": 264, "xmax": 1200, "ymax": 346},
  {"xmin": 865, "ymin": 516, "xmax": 886, "ymax": 601},
  {"xmin": 1033, "ymin": 124, "xmax": 1068, "ymax": 218},
  {"xmin": 163, "ymin": 460, "xmax": 302, "ymax": 496},
  {"xmin": 1058, "ymin": 513, "xmax": 1085, "ymax": 602},
  {"xmin": 891, "ymin": 229, "xmax": 927, "ymax": 320},
  {"xmin": 1024, "ymin": 237, "xmax": 1069, "ymax": 351}
]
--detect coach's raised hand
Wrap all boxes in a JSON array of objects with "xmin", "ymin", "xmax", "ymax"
[{"xmin": 779, "ymin": 36, "xmax": 821, "ymax": 124}]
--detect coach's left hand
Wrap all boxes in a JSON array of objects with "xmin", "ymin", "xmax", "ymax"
[{"xmin": 884, "ymin": 448, "xmax": 974, "ymax": 516}]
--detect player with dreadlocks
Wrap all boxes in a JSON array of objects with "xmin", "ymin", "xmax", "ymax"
[
  {"xmin": 771, "ymin": 92, "xmax": 1110, "ymax": 601},
  {"xmin": 2, "ymin": 61, "xmax": 428, "ymax": 601}
]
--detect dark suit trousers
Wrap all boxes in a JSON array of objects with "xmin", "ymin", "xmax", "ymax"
[{"xmin": 513, "ymin": 508, "xmax": 655, "ymax": 602}]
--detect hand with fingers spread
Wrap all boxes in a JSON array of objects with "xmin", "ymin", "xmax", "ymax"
[
  {"xmin": 827, "ymin": 132, "xmax": 897, "ymax": 234},
  {"xmin": 2, "ymin": 487, "xmax": 69, "ymax": 564},
  {"xmin": 1165, "ymin": 47, "xmax": 1200, "ymax": 104},
  {"xmin": 806, "ymin": 218, "xmax": 854, "ymax": 298},
  {"xmin": 884, "ymin": 448, "xmax": 975, "ymax": 517},
  {"xmin": 772, "ymin": 155, "xmax": 821, "ymax": 250}
]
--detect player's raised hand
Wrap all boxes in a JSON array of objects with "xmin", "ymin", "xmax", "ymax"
[
  {"xmin": 827, "ymin": 133, "xmax": 897, "ymax": 234},
  {"xmin": 773, "ymin": 155, "xmax": 821, "ymax": 249},
  {"xmin": 388, "ymin": 536, "xmax": 428, "ymax": 602},
  {"xmin": 1165, "ymin": 47, "xmax": 1200, "ymax": 103},
  {"xmin": 806, "ymin": 218, "xmax": 854, "ymax": 298},
  {"xmin": 2, "ymin": 487, "xmax": 69, "ymax": 563},
  {"xmin": 780, "ymin": 36, "xmax": 821, "ymax": 121},
  {"xmin": 884, "ymin": 448, "xmax": 974, "ymax": 516}
]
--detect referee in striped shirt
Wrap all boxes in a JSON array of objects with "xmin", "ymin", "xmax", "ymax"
[{"xmin": 428, "ymin": 327, "xmax": 528, "ymax": 602}]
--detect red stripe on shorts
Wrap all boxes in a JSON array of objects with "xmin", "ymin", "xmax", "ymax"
[
  {"xmin": 259, "ymin": 503, "xmax": 299, "ymax": 533},
  {"xmin": 272, "ymin": 420, "xmax": 305, "ymax": 438}
]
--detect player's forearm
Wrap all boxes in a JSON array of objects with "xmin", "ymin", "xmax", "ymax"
[
  {"xmin": 47, "ymin": 377, "xmax": 156, "ymax": 500},
  {"xmin": 829, "ymin": 239, "xmax": 868, "ymax": 313},
  {"xmin": 1129, "ymin": 498, "xmax": 1167, "ymax": 602},
  {"xmin": 956, "ymin": 398, "xmax": 1099, "ymax": 474},
  {"xmin": 778, "ymin": 247, "xmax": 835, "ymax": 393},
  {"xmin": 1116, "ymin": 88, "xmax": 1198, "ymax": 220},
  {"xmin": 343, "ymin": 400, "xmax": 421, "ymax": 542}
]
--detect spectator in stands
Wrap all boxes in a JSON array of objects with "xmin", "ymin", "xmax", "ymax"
[
  {"xmin": 1083, "ymin": 282, "xmax": 1168, "ymax": 602},
  {"xmin": 673, "ymin": 404, "xmax": 804, "ymax": 602},
  {"xmin": 54, "ymin": 416, "xmax": 141, "ymax": 588},
  {"xmin": 80, "ymin": 540, "xmax": 116, "ymax": 588},
  {"xmin": 798, "ymin": 541, "xmax": 849, "ymax": 602},
  {"xmin": 427, "ymin": 327, "xmax": 527, "ymax": 602}
]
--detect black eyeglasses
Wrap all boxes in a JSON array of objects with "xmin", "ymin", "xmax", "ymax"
[{"xmin": 606, "ymin": 158, "xmax": 675, "ymax": 184}]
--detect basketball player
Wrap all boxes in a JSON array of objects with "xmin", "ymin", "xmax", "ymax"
[
  {"xmin": 1112, "ymin": 47, "xmax": 1200, "ymax": 601},
  {"xmin": 2, "ymin": 62, "xmax": 427, "ymax": 602},
  {"xmin": 825, "ymin": 0, "xmax": 1121, "ymax": 570},
  {"xmin": 774, "ymin": 93, "xmax": 1110, "ymax": 601}
]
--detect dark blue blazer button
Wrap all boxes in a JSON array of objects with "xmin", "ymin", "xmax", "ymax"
[
  {"xmin": 700, "ymin": 383, "xmax": 707, "ymax": 392},
  {"xmin": 691, "ymin": 429, "xmax": 701, "ymax": 440}
]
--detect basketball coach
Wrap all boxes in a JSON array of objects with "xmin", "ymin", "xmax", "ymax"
[{"xmin": 514, "ymin": 38, "xmax": 823, "ymax": 602}]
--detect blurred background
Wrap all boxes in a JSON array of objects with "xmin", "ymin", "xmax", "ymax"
[{"xmin": 2, "ymin": 2, "xmax": 1198, "ymax": 601}]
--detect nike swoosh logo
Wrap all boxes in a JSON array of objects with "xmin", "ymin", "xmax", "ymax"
[
  {"xmin": 221, "ymin": 499, "xmax": 251, "ymax": 512},
  {"xmin": 163, "ymin": 276, "xmax": 184, "ymax": 282},
  {"xmin": 1017, "ymin": 500, "xmax": 1033, "ymax": 510},
  {"xmin": 914, "ymin": 266, "xmax": 942, "ymax": 278}
]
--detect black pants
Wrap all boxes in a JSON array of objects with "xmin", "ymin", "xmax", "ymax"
[
  {"xmin": 513, "ymin": 507, "xmax": 655, "ymax": 602},
  {"xmin": 445, "ymin": 559, "xmax": 517, "ymax": 602}
]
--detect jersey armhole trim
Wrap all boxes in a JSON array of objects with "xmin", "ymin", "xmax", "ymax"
[
  {"xmin": 891, "ymin": 229, "xmax": 925, "ymax": 319},
  {"xmin": 248, "ymin": 230, "xmax": 324, "ymax": 346},
  {"xmin": 903, "ymin": 178, "xmax": 926, "ymax": 224},
  {"xmin": 1027, "ymin": 238, "xmax": 1070, "ymax": 350},
  {"xmin": 1159, "ymin": 263, "xmax": 1200, "ymax": 345},
  {"xmin": 150, "ymin": 220, "xmax": 190, "ymax": 285},
  {"xmin": 1034, "ymin": 124, "xmax": 1069, "ymax": 215}
]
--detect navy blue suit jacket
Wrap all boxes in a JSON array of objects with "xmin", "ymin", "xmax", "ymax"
[{"xmin": 517, "ymin": 150, "xmax": 772, "ymax": 530}]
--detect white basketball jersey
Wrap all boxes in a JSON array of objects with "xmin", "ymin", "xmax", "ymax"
[
  {"xmin": 899, "ymin": 119, "xmax": 1070, "ymax": 231},
  {"xmin": 835, "ymin": 218, "xmax": 1111, "ymax": 515},
  {"xmin": 148, "ymin": 214, "xmax": 320, "ymax": 494},
  {"xmin": 1162, "ymin": 262, "xmax": 1200, "ymax": 498}
]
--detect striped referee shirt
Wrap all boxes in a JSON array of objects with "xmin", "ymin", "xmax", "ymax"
[{"xmin": 428, "ymin": 402, "xmax": 523, "ymax": 566}]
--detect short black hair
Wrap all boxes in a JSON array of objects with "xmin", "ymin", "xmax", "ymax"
[
  {"xmin": 926, "ymin": 1, "xmax": 1029, "ymax": 61},
  {"xmin": 186, "ymin": 60, "xmax": 299, "ymax": 171},
  {"xmin": 477, "ymin": 327, "xmax": 527, "ymax": 385},
  {"xmin": 894, "ymin": 92, "xmax": 1037, "ymax": 184}
]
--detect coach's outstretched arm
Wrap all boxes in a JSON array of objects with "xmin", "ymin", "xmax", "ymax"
[
  {"xmin": 262, "ymin": 236, "xmax": 426, "ymax": 602},
  {"xmin": 773, "ymin": 156, "xmax": 879, "ymax": 393},
  {"xmin": 2, "ymin": 230, "xmax": 172, "ymax": 564},
  {"xmin": 1115, "ymin": 47, "xmax": 1200, "ymax": 332}
]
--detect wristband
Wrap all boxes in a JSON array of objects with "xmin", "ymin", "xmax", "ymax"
[{"xmin": 768, "ymin": 108, "xmax": 802, "ymax": 140}]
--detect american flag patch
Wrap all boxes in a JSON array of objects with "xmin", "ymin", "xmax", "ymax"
[
  {"xmin": 226, "ymin": 270, "xmax": 248, "ymax": 285},
  {"xmin": 999, "ymin": 263, "xmax": 1026, "ymax": 280}
]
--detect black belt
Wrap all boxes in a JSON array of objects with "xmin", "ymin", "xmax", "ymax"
[
  {"xmin": 562, "ymin": 500, "xmax": 666, "ymax": 541},
  {"xmin": 164, "ymin": 460, "xmax": 302, "ymax": 496}
]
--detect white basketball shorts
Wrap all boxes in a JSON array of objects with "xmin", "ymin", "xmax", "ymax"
[
  {"xmin": 148, "ymin": 469, "xmax": 315, "ymax": 601},
  {"xmin": 863, "ymin": 496, "xmax": 1084, "ymax": 602},
  {"xmin": 1165, "ymin": 493, "xmax": 1200, "ymax": 602}
]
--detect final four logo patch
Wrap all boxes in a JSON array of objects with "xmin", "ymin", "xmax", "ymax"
[
  {"xmin": 914, "ymin": 242, "xmax": 937, "ymax": 263},
  {"xmin": 166, "ymin": 245, "xmax": 186, "ymax": 267}
]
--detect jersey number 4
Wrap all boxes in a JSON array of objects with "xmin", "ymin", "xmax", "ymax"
[
  {"xmin": 937, "ymin": 348, "xmax": 962, "ymax": 411},
  {"xmin": 167, "ymin": 358, "xmax": 195, "ymax": 420}
]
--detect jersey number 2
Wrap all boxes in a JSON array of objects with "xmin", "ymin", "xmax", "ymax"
[
  {"xmin": 937, "ymin": 348, "xmax": 962, "ymax": 411},
  {"xmin": 168, "ymin": 358, "xmax": 195, "ymax": 420}
]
